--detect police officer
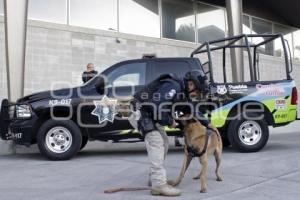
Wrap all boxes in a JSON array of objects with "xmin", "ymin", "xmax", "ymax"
[
  {"xmin": 130, "ymin": 70, "xmax": 217, "ymax": 196},
  {"xmin": 82, "ymin": 63, "xmax": 98, "ymax": 83}
]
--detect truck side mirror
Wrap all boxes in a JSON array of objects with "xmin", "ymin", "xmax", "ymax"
[{"xmin": 94, "ymin": 76, "xmax": 106, "ymax": 95}]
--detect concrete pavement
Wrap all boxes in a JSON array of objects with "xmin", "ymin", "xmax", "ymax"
[{"xmin": 0, "ymin": 123, "xmax": 300, "ymax": 200}]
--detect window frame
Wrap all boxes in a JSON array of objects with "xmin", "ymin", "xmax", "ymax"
[
  {"xmin": 161, "ymin": 0, "xmax": 196, "ymax": 43},
  {"xmin": 195, "ymin": 1, "xmax": 228, "ymax": 44},
  {"xmin": 28, "ymin": 0, "xmax": 68, "ymax": 24},
  {"xmin": 68, "ymin": 0, "xmax": 118, "ymax": 32}
]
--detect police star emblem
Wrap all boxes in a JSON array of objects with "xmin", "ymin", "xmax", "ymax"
[{"xmin": 91, "ymin": 95, "xmax": 118, "ymax": 124}]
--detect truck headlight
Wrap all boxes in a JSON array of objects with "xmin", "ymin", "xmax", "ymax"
[{"xmin": 16, "ymin": 105, "xmax": 31, "ymax": 118}]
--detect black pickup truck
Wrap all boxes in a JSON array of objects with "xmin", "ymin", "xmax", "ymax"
[{"xmin": 0, "ymin": 34, "xmax": 298, "ymax": 160}]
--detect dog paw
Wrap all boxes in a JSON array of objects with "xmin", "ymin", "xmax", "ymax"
[{"xmin": 200, "ymin": 188, "xmax": 207, "ymax": 193}]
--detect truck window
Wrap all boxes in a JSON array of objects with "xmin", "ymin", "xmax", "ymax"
[
  {"xmin": 107, "ymin": 62, "xmax": 146, "ymax": 87},
  {"xmin": 153, "ymin": 61, "xmax": 191, "ymax": 79}
]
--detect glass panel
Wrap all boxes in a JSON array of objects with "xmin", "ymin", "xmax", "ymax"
[
  {"xmin": 252, "ymin": 17, "xmax": 273, "ymax": 55},
  {"xmin": 162, "ymin": 0, "xmax": 195, "ymax": 42},
  {"xmin": 293, "ymin": 30, "xmax": 300, "ymax": 60},
  {"xmin": 119, "ymin": 0, "xmax": 159, "ymax": 38},
  {"xmin": 197, "ymin": 3, "xmax": 226, "ymax": 44},
  {"xmin": 70, "ymin": 0, "xmax": 117, "ymax": 31},
  {"xmin": 274, "ymin": 24, "xmax": 293, "ymax": 58},
  {"xmin": 0, "ymin": 0, "xmax": 3, "ymax": 15},
  {"xmin": 243, "ymin": 15, "xmax": 251, "ymax": 34},
  {"xmin": 107, "ymin": 62, "xmax": 146, "ymax": 87},
  {"xmin": 28, "ymin": 0, "xmax": 67, "ymax": 24}
]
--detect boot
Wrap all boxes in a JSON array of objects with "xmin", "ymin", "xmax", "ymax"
[{"xmin": 151, "ymin": 184, "xmax": 181, "ymax": 196}]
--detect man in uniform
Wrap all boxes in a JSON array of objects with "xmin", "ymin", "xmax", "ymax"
[
  {"xmin": 82, "ymin": 63, "xmax": 98, "ymax": 83},
  {"xmin": 130, "ymin": 70, "xmax": 218, "ymax": 196}
]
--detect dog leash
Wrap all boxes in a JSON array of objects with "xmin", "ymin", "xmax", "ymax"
[{"xmin": 104, "ymin": 187, "xmax": 151, "ymax": 193}]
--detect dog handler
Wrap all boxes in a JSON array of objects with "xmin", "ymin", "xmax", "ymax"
[{"xmin": 129, "ymin": 70, "xmax": 218, "ymax": 196}]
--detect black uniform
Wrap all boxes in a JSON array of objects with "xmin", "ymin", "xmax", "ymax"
[
  {"xmin": 82, "ymin": 70, "xmax": 98, "ymax": 83},
  {"xmin": 134, "ymin": 75, "xmax": 209, "ymax": 135}
]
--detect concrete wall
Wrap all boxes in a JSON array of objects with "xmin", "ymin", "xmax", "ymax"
[
  {"xmin": 0, "ymin": 18, "xmax": 7, "ymax": 100},
  {"xmin": 0, "ymin": 17, "xmax": 8, "ymax": 155},
  {"xmin": 23, "ymin": 20, "xmax": 196, "ymax": 95}
]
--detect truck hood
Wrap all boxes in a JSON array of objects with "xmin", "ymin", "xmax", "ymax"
[{"xmin": 17, "ymin": 87, "xmax": 78, "ymax": 104}]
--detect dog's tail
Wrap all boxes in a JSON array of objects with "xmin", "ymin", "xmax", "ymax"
[{"xmin": 104, "ymin": 187, "xmax": 151, "ymax": 193}]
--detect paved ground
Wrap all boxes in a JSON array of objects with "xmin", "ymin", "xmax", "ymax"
[{"xmin": 1, "ymin": 123, "xmax": 300, "ymax": 200}]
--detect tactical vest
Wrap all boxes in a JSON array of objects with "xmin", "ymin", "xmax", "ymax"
[{"xmin": 133, "ymin": 73, "xmax": 183, "ymax": 103}]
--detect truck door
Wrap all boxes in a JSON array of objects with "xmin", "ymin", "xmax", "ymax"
[{"xmin": 82, "ymin": 61, "xmax": 150, "ymax": 136}]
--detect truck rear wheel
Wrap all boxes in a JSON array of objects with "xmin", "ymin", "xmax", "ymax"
[
  {"xmin": 227, "ymin": 113, "xmax": 269, "ymax": 152},
  {"xmin": 37, "ymin": 119, "xmax": 82, "ymax": 160}
]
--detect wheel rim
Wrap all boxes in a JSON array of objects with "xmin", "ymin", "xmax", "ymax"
[
  {"xmin": 45, "ymin": 126, "xmax": 73, "ymax": 153},
  {"xmin": 238, "ymin": 121, "xmax": 262, "ymax": 146}
]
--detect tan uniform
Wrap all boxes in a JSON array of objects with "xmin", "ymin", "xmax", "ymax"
[{"xmin": 129, "ymin": 111, "xmax": 169, "ymax": 186}]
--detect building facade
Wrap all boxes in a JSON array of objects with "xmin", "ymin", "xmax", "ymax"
[
  {"xmin": 0, "ymin": 0, "xmax": 299, "ymax": 109},
  {"xmin": 1, "ymin": 0, "xmax": 300, "ymax": 98}
]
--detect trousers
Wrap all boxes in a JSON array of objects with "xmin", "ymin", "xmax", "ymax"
[
  {"xmin": 128, "ymin": 110, "xmax": 169, "ymax": 186},
  {"xmin": 145, "ymin": 123, "xmax": 169, "ymax": 186}
]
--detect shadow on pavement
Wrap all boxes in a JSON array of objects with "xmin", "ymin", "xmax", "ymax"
[{"xmin": 2, "ymin": 131, "xmax": 299, "ymax": 161}]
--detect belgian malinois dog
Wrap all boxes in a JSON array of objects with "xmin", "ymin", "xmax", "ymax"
[
  {"xmin": 168, "ymin": 117, "xmax": 223, "ymax": 193},
  {"xmin": 104, "ymin": 117, "xmax": 223, "ymax": 194}
]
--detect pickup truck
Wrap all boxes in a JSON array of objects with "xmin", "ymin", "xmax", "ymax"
[{"xmin": 0, "ymin": 34, "xmax": 297, "ymax": 160}]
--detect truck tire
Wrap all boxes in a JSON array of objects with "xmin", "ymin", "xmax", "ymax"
[
  {"xmin": 227, "ymin": 113, "xmax": 269, "ymax": 152},
  {"xmin": 37, "ymin": 119, "xmax": 82, "ymax": 160},
  {"xmin": 80, "ymin": 136, "xmax": 88, "ymax": 150}
]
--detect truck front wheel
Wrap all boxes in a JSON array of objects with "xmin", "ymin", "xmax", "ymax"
[
  {"xmin": 227, "ymin": 113, "xmax": 269, "ymax": 152},
  {"xmin": 37, "ymin": 119, "xmax": 82, "ymax": 160}
]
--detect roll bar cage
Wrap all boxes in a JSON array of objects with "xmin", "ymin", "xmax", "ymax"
[{"xmin": 190, "ymin": 34, "xmax": 293, "ymax": 83}]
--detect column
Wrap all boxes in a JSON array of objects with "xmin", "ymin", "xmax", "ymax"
[{"xmin": 226, "ymin": 0, "xmax": 244, "ymax": 82}]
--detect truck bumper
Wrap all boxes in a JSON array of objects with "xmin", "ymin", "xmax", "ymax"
[
  {"xmin": 0, "ymin": 99, "xmax": 12, "ymax": 140},
  {"xmin": 0, "ymin": 99, "xmax": 36, "ymax": 146}
]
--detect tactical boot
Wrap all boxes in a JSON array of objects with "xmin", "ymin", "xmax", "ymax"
[{"xmin": 151, "ymin": 184, "xmax": 181, "ymax": 196}]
